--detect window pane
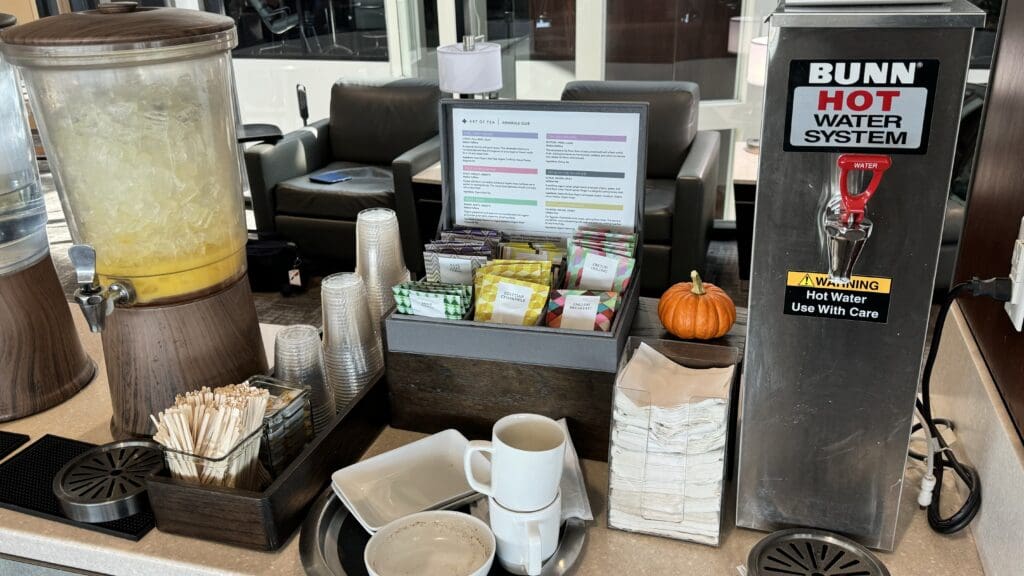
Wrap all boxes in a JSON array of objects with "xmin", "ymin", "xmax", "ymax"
[
  {"xmin": 223, "ymin": 0, "xmax": 391, "ymax": 60},
  {"xmin": 501, "ymin": 0, "xmax": 576, "ymax": 99},
  {"xmin": 605, "ymin": 0, "xmax": 740, "ymax": 100}
]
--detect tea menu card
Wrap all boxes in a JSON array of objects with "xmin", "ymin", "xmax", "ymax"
[{"xmin": 450, "ymin": 107, "xmax": 642, "ymax": 237}]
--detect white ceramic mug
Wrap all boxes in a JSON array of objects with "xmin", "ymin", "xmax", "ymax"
[
  {"xmin": 489, "ymin": 491, "xmax": 561, "ymax": 576},
  {"xmin": 463, "ymin": 413, "xmax": 566, "ymax": 512}
]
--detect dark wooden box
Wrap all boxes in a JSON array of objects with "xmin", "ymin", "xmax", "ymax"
[
  {"xmin": 147, "ymin": 375, "xmax": 388, "ymax": 550},
  {"xmin": 387, "ymin": 300, "xmax": 748, "ymax": 462}
]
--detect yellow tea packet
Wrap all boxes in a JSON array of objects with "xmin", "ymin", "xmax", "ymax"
[
  {"xmin": 474, "ymin": 260, "xmax": 552, "ymax": 294},
  {"xmin": 474, "ymin": 273, "xmax": 550, "ymax": 326}
]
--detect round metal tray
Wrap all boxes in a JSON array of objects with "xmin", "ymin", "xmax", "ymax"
[
  {"xmin": 747, "ymin": 528, "xmax": 891, "ymax": 576},
  {"xmin": 52, "ymin": 440, "xmax": 164, "ymax": 523},
  {"xmin": 299, "ymin": 487, "xmax": 587, "ymax": 576}
]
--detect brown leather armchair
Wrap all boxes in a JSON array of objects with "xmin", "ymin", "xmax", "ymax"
[
  {"xmin": 244, "ymin": 78, "xmax": 441, "ymax": 273},
  {"xmin": 561, "ymin": 81, "xmax": 720, "ymax": 295}
]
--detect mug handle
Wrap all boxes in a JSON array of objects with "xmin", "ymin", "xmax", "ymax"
[
  {"xmin": 463, "ymin": 440, "xmax": 493, "ymax": 496},
  {"xmin": 526, "ymin": 520, "xmax": 542, "ymax": 576}
]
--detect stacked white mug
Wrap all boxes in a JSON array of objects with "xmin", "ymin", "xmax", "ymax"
[{"xmin": 463, "ymin": 414, "xmax": 566, "ymax": 576}]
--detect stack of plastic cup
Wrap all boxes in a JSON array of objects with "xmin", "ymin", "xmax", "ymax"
[
  {"xmin": 321, "ymin": 273, "xmax": 385, "ymax": 412},
  {"xmin": 274, "ymin": 325, "xmax": 336, "ymax": 436},
  {"xmin": 355, "ymin": 208, "xmax": 410, "ymax": 327}
]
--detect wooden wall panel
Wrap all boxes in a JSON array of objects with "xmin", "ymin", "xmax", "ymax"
[
  {"xmin": 956, "ymin": 1, "xmax": 1024, "ymax": 441},
  {"xmin": 606, "ymin": 0, "xmax": 676, "ymax": 64},
  {"xmin": 607, "ymin": 0, "xmax": 737, "ymax": 64}
]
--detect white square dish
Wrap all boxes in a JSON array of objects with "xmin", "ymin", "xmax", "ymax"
[{"xmin": 331, "ymin": 429, "xmax": 490, "ymax": 533}]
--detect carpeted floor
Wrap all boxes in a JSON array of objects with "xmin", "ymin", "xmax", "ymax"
[{"xmin": 42, "ymin": 174, "xmax": 747, "ymax": 327}]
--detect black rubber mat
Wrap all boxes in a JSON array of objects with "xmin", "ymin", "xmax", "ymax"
[
  {"xmin": 0, "ymin": 431, "xmax": 29, "ymax": 461},
  {"xmin": 0, "ymin": 434, "xmax": 155, "ymax": 540}
]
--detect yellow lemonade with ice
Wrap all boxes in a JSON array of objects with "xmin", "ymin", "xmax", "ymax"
[{"xmin": 26, "ymin": 53, "xmax": 247, "ymax": 304}]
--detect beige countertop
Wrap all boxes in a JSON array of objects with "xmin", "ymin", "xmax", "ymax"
[{"xmin": 0, "ymin": 306, "xmax": 986, "ymax": 575}]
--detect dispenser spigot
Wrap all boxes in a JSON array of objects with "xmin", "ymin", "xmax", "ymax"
[
  {"xmin": 825, "ymin": 154, "xmax": 892, "ymax": 284},
  {"xmin": 68, "ymin": 244, "xmax": 133, "ymax": 333},
  {"xmin": 836, "ymin": 154, "xmax": 891, "ymax": 226}
]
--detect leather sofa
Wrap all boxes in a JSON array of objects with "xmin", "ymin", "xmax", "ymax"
[
  {"xmin": 244, "ymin": 78, "xmax": 441, "ymax": 273},
  {"xmin": 561, "ymin": 81, "xmax": 720, "ymax": 295}
]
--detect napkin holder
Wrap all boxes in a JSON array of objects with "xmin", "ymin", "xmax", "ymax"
[{"xmin": 606, "ymin": 337, "xmax": 740, "ymax": 546}]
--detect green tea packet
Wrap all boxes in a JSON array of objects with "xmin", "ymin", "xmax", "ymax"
[{"xmin": 392, "ymin": 281, "xmax": 472, "ymax": 319}]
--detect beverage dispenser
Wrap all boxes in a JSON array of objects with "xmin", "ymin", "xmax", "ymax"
[
  {"xmin": 1, "ymin": 3, "xmax": 268, "ymax": 437},
  {"xmin": 0, "ymin": 12, "xmax": 94, "ymax": 420},
  {"xmin": 736, "ymin": 1, "xmax": 984, "ymax": 550}
]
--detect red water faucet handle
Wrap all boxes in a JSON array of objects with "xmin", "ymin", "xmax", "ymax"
[{"xmin": 837, "ymin": 154, "xmax": 892, "ymax": 224}]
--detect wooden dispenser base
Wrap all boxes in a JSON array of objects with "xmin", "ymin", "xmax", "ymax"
[
  {"xmin": 103, "ymin": 274, "xmax": 268, "ymax": 438},
  {"xmin": 0, "ymin": 253, "xmax": 96, "ymax": 421}
]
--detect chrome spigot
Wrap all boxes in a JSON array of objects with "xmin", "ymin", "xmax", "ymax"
[
  {"xmin": 68, "ymin": 244, "xmax": 133, "ymax": 333},
  {"xmin": 825, "ymin": 215, "xmax": 872, "ymax": 284}
]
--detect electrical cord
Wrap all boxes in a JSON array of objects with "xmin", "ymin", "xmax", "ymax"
[
  {"xmin": 916, "ymin": 276, "xmax": 1013, "ymax": 534},
  {"xmin": 908, "ymin": 418, "xmax": 954, "ymax": 461},
  {"xmin": 912, "ymin": 406, "xmax": 937, "ymax": 508}
]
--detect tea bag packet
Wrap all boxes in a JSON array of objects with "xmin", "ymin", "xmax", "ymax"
[
  {"xmin": 474, "ymin": 274, "xmax": 549, "ymax": 326},
  {"xmin": 392, "ymin": 281, "xmax": 471, "ymax": 319},
  {"xmin": 425, "ymin": 240, "xmax": 488, "ymax": 251},
  {"xmin": 569, "ymin": 238, "xmax": 635, "ymax": 258},
  {"xmin": 572, "ymin": 228, "xmax": 637, "ymax": 258},
  {"xmin": 446, "ymin": 226, "xmax": 503, "ymax": 242},
  {"xmin": 439, "ymin": 227, "xmax": 502, "ymax": 256},
  {"xmin": 499, "ymin": 240, "xmax": 567, "ymax": 262},
  {"xmin": 424, "ymin": 252, "xmax": 488, "ymax": 284},
  {"xmin": 396, "ymin": 280, "xmax": 472, "ymax": 302},
  {"xmin": 576, "ymin": 226, "xmax": 636, "ymax": 237},
  {"xmin": 546, "ymin": 290, "xmax": 620, "ymax": 331},
  {"xmin": 566, "ymin": 244, "xmax": 635, "ymax": 292},
  {"xmin": 474, "ymin": 260, "xmax": 553, "ymax": 294},
  {"xmin": 424, "ymin": 241, "xmax": 494, "ymax": 257}
]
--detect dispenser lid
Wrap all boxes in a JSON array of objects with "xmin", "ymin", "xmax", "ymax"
[
  {"xmin": 0, "ymin": 13, "xmax": 15, "ymax": 30},
  {"xmin": 771, "ymin": 0, "xmax": 985, "ymax": 28},
  {"xmin": 1, "ymin": 3, "xmax": 233, "ymax": 49}
]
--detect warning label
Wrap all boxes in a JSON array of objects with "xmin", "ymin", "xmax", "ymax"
[
  {"xmin": 784, "ymin": 60, "xmax": 939, "ymax": 154},
  {"xmin": 784, "ymin": 271, "xmax": 892, "ymax": 323}
]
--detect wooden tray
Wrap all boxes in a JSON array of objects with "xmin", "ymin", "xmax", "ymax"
[
  {"xmin": 387, "ymin": 299, "xmax": 748, "ymax": 461},
  {"xmin": 146, "ymin": 374, "xmax": 388, "ymax": 550}
]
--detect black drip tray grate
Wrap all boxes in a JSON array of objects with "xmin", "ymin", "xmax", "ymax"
[{"xmin": 0, "ymin": 434, "xmax": 155, "ymax": 540}]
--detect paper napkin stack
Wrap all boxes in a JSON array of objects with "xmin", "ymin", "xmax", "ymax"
[{"xmin": 608, "ymin": 343, "xmax": 734, "ymax": 546}]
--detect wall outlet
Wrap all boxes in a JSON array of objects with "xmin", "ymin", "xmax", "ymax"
[{"xmin": 1006, "ymin": 217, "xmax": 1024, "ymax": 331}]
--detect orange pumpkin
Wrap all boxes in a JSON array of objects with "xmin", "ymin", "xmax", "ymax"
[{"xmin": 658, "ymin": 270, "xmax": 736, "ymax": 340}]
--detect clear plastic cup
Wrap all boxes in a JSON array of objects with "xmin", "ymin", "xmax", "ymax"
[
  {"xmin": 321, "ymin": 272, "xmax": 386, "ymax": 413},
  {"xmin": 321, "ymin": 273, "xmax": 379, "ymax": 347},
  {"xmin": 274, "ymin": 324, "xmax": 336, "ymax": 435},
  {"xmin": 355, "ymin": 208, "xmax": 409, "ymax": 324}
]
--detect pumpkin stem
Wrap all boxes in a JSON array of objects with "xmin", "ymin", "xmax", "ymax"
[{"xmin": 690, "ymin": 270, "xmax": 706, "ymax": 295}]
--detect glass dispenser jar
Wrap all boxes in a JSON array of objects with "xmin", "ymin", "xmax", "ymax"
[
  {"xmin": 0, "ymin": 3, "xmax": 247, "ymax": 305},
  {"xmin": 0, "ymin": 12, "xmax": 46, "ymax": 276}
]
